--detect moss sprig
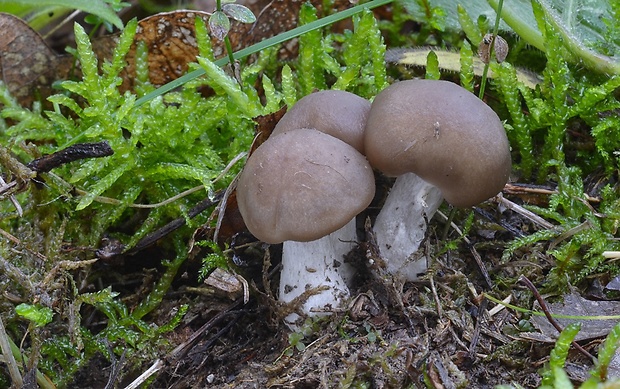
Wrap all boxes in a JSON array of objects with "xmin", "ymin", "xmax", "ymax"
[
  {"xmin": 298, "ymin": 3, "xmax": 327, "ymax": 96},
  {"xmin": 459, "ymin": 40, "xmax": 475, "ymax": 92},
  {"xmin": 334, "ymin": 9, "xmax": 388, "ymax": 94},
  {"xmin": 496, "ymin": 62, "xmax": 534, "ymax": 178}
]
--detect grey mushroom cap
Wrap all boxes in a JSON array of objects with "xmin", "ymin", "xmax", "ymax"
[
  {"xmin": 272, "ymin": 90, "xmax": 371, "ymax": 154},
  {"xmin": 364, "ymin": 79, "xmax": 511, "ymax": 208},
  {"xmin": 237, "ymin": 128, "xmax": 375, "ymax": 244}
]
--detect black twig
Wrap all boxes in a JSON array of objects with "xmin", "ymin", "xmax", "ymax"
[
  {"xmin": 27, "ymin": 142, "xmax": 113, "ymax": 173},
  {"xmin": 104, "ymin": 341, "xmax": 126, "ymax": 389},
  {"xmin": 467, "ymin": 297, "xmax": 488, "ymax": 361},
  {"xmin": 124, "ymin": 193, "xmax": 223, "ymax": 255}
]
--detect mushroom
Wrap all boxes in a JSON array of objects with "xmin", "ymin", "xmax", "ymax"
[
  {"xmin": 272, "ymin": 90, "xmax": 371, "ymax": 153},
  {"xmin": 268, "ymin": 90, "xmax": 370, "ymax": 299},
  {"xmin": 236, "ymin": 128, "xmax": 375, "ymax": 325},
  {"xmin": 364, "ymin": 79, "xmax": 511, "ymax": 281}
]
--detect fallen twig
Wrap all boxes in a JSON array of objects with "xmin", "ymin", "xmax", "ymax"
[
  {"xmin": 122, "ymin": 299, "xmax": 243, "ymax": 389},
  {"xmin": 494, "ymin": 193, "xmax": 555, "ymax": 230},
  {"xmin": 26, "ymin": 142, "xmax": 113, "ymax": 173},
  {"xmin": 0, "ymin": 316, "xmax": 22, "ymax": 387},
  {"xmin": 518, "ymin": 275, "xmax": 595, "ymax": 361}
]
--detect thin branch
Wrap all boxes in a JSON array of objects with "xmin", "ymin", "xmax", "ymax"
[
  {"xmin": 0, "ymin": 316, "xmax": 22, "ymax": 387},
  {"xmin": 518, "ymin": 275, "xmax": 596, "ymax": 361}
]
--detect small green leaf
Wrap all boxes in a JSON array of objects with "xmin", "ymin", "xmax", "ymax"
[
  {"xmin": 78, "ymin": 286, "xmax": 120, "ymax": 305},
  {"xmin": 209, "ymin": 11, "xmax": 230, "ymax": 40},
  {"xmin": 222, "ymin": 3, "xmax": 256, "ymax": 24},
  {"xmin": 425, "ymin": 50, "xmax": 440, "ymax": 80},
  {"xmin": 15, "ymin": 303, "xmax": 54, "ymax": 327},
  {"xmin": 0, "ymin": 0, "xmax": 123, "ymax": 29}
]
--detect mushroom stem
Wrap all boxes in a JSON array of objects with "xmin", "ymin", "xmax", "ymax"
[
  {"xmin": 372, "ymin": 172, "xmax": 444, "ymax": 281},
  {"xmin": 279, "ymin": 218, "xmax": 357, "ymax": 326}
]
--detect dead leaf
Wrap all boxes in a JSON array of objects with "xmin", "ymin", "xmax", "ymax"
[
  {"xmin": 122, "ymin": 10, "xmax": 212, "ymax": 90},
  {"xmin": 0, "ymin": 13, "xmax": 67, "ymax": 108},
  {"xmin": 204, "ymin": 267, "xmax": 244, "ymax": 300},
  {"xmin": 1, "ymin": 0, "xmax": 362, "ymax": 107},
  {"xmin": 527, "ymin": 292, "xmax": 620, "ymax": 342},
  {"xmin": 212, "ymin": 107, "xmax": 287, "ymax": 244}
]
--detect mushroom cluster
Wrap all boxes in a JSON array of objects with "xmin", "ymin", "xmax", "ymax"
[
  {"xmin": 237, "ymin": 91, "xmax": 373, "ymax": 326},
  {"xmin": 236, "ymin": 81, "xmax": 511, "ymax": 326}
]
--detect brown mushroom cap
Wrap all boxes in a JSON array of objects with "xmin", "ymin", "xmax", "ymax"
[
  {"xmin": 237, "ymin": 128, "xmax": 375, "ymax": 243},
  {"xmin": 272, "ymin": 90, "xmax": 371, "ymax": 153},
  {"xmin": 364, "ymin": 80, "xmax": 511, "ymax": 207}
]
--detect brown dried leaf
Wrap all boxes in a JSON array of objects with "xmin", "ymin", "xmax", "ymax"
[
  {"xmin": 0, "ymin": 13, "xmax": 68, "ymax": 107},
  {"xmin": 251, "ymin": 106, "xmax": 287, "ymax": 153},
  {"xmin": 528, "ymin": 292, "xmax": 620, "ymax": 342},
  {"xmin": 214, "ymin": 107, "xmax": 287, "ymax": 243},
  {"xmin": 2, "ymin": 0, "xmax": 359, "ymax": 107}
]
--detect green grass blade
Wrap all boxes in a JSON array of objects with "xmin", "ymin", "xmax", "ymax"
[
  {"xmin": 0, "ymin": 0, "xmax": 123, "ymax": 29},
  {"xmin": 134, "ymin": 0, "xmax": 394, "ymax": 107}
]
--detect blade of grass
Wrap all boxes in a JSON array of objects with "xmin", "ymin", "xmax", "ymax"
[
  {"xmin": 0, "ymin": 0, "xmax": 123, "ymax": 29},
  {"xmin": 478, "ymin": 0, "xmax": 504, "ymax": 99},
  {"xmin": 134, "ymin": 0, "xmax": 393, "ymax": 107}
]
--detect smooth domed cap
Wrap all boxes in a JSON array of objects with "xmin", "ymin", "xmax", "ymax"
[
  {"xmin": 272, "ymin": 90, "xmax": 371, "ymax": 153},
  {"xmin": 364, "ymin": 79, "xmax": 511, "ymax": 207},
  {"xmin": 237, "ymin": 128, "xmax": 375, "ymax": 243}
]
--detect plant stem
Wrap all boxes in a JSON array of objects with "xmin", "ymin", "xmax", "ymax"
[
  {"xmin": 478, "ymin": 0, "xmax": 504, "ymax": 100},
  {"xmin": 487, "ymin": 0, "xmax": 544, "ymax": 52},
  {"xmin": 215, "ymin": 0, "xmax": 238, "ymax": 83},
  {"xmin": 224, "ymin": 35, "xmax": 241, "ymax": 87}
]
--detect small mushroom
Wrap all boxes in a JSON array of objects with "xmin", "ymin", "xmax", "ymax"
[
  {"xmin": 364, "ymin": 79, "xmax": 511, "ymax": 281},
  {"xmin": 272, "ymin": 90, "xmax": 371, "ymax": 153},
  {"xmin": 237, "ymin": 128, "xmax": 375, "ymax": 325}
]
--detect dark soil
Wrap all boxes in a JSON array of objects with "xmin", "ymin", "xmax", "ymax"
[{"xmin": 66, "ymin": 201, "xmax": 597, "ymax": 389}]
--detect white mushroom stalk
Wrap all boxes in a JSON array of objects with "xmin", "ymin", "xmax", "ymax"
[
  {"xmin": 279, "ymin": 218, "xmax": 357, "ymax": 326},
  {"xmin": 236, "ymin": 128, "xmax": 375, "ymax": 327},
  {"xmin": 234, "ymin": 91, "xmax": 373, "ymax": 328},
  {"xmin": 372, "ymin": 173, "xmax": 443, "ymax": 281},
  {"xmin": 364, "ymin": 80, "xmax": 512, "ymax": 282}
]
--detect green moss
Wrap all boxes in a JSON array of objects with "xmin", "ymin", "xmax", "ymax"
[{"xmin": 0, "ymin": 6, "xmax": 394, "ymax": 385}]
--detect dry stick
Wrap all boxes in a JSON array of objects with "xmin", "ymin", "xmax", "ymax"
[
  {"xmin": 124, "ymin": 193, "xmax": 222, "ymax": 255},
  {"xmin": 27, "ymin": 142, "xmax": 113, "ymax": 173},
  {"xmin": 503, "ymin": 183, "xmax": 600, "ymax": 204},
  {"xmin": 468, "ymin": 243, "xmax": 493, "ymax": 289},
  {"xmin": 0, "ymin": 142, "xmax": 111, "ymax": 215},
  {"xmin": 0, "ymin": 316, "xmax": 23, "ymax": 387},
  {"xmin": 45, "ymin": 151, "xmax": 244, "ymax": 210},
  {"xmin": 0, "ymin": 227, "xmax": 47, "ymax": 261},
  {"xmin": 0, "ymin": 175, "xmax": 22, "ymax": 216},
  {"xmin": 468, "ymin": 297, "xmax": 488, "ymax": 360},
  {"xmin": 517, "ymin": 275, "xmax": 596, "ymax": 361},
  {"xmin": 429, "ymin": 275, "xmax": 443, "ymax": 319},
  {"xmin": 0, "ymin": 179, "xmax": 17, "ymax": 196},
  {"xmin": 494, "ymin": 193, "xmax": 555, "ymax": 230}
]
